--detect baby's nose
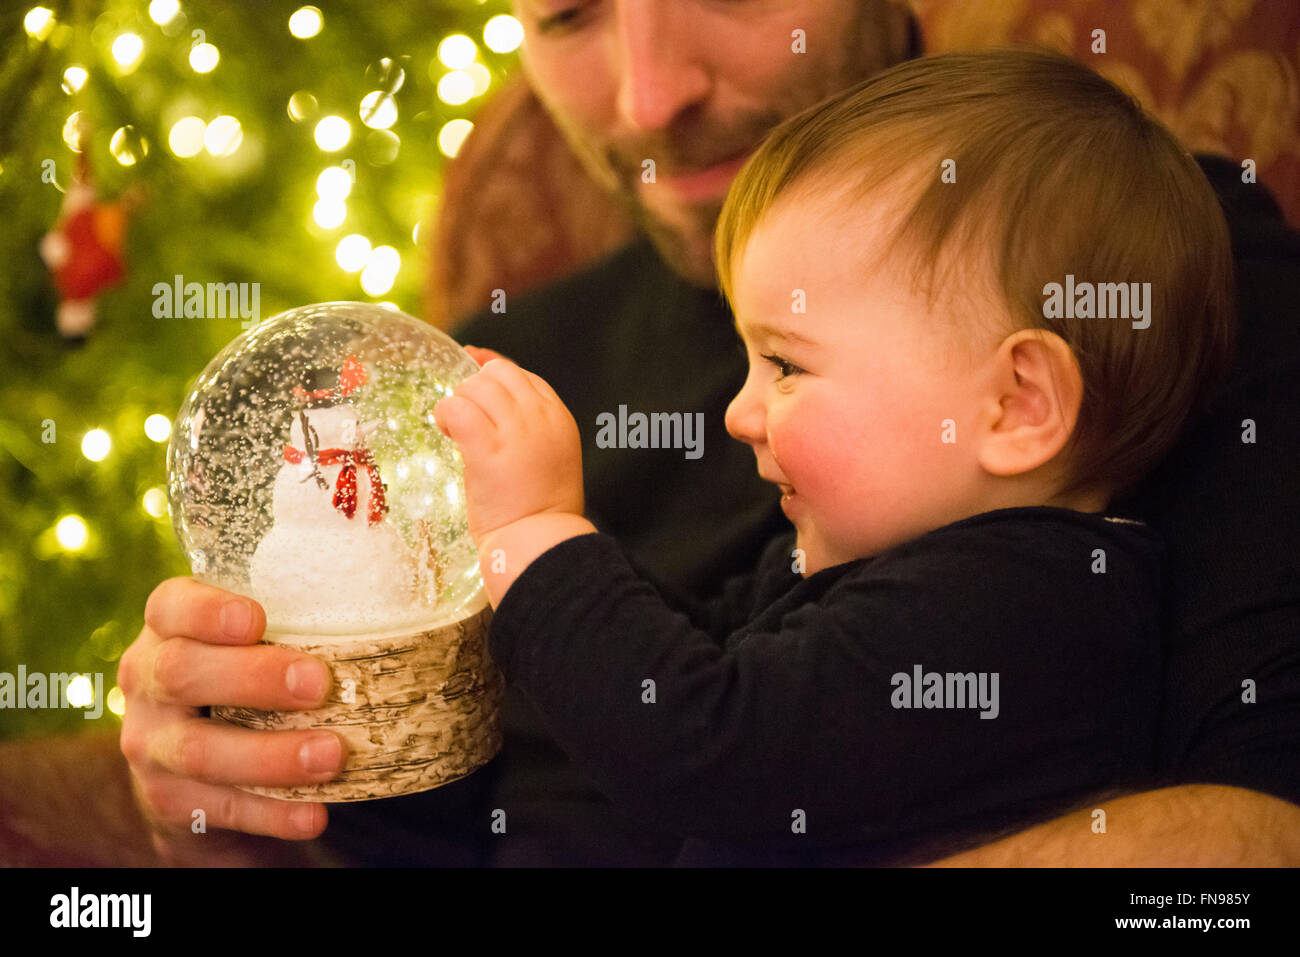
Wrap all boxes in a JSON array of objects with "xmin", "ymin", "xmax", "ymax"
[{"xmin": 724, "ymin": 385, "xmax": 763, "ymax": 446}]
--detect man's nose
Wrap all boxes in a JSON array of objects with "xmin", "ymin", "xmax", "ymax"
[{"xmin": 614, "ymin": 0, "xmax": 712, "ymax": 133}]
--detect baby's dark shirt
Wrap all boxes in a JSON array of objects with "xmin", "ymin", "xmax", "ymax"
[{"xmin": 488, "ymin": 506, "xmax": 1163, "ymax": 865}]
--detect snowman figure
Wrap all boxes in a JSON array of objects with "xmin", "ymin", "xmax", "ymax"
[{"xmin": 249, "ymin": 357, "xmax": 415, "ymax": 634}]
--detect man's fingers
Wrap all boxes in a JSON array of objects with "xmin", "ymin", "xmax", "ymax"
[
  {"xmin": 141, "ymin": 636, "xmax": 332, "ymax": 710},
  {"xmin": 134, "ymin": 772, "xmax": 329, "ymax": 841},
  {"xmin": 144, "ymin": 577, "xmax": 266, "ymax": 646},
  {"xmin": 147, "ymin": 717, "xmax": 347, "ymax": 788}
]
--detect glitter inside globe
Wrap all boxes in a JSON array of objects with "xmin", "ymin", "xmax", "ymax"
[{"xmin": 167, "ymin": 302, "xmax": 483, "ymax": 637}]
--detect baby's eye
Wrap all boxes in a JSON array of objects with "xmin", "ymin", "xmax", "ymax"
[{"xmin": 761, "ymin": 353, "xmax": 803, "ymax": 380}]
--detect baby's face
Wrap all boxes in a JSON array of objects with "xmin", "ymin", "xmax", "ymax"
[{"xmin": 724, "ymin": 190, "xmax": 998, "ymax": 574}]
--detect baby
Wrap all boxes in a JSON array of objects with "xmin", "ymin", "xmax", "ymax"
[{"xmin": 433, "ymin": 50, "xmax": 1235, "ymax": 865}]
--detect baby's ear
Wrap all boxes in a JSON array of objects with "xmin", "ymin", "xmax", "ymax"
[{"xmin": 975, "ymin": 329, "xmax": 1083, "ymax": 479}]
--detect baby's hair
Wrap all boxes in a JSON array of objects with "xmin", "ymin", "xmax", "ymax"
[{"xmin": 716, "ymin": 49, "xmax": 1235, "ymax": 500}]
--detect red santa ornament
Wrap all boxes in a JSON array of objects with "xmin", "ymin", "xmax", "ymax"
[{"xmin": 39, "ymin": 149, "xmax": 131, "ymax": 340}]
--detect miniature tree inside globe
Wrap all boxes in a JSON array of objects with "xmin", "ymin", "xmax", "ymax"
[{"xmin": 168, "ymin": 302, "xmax": 502, "ymax": 802}]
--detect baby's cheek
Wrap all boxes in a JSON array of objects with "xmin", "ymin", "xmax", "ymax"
[{"xmin": 769, "ymin": 410, "xmax": 856, "ymax": 495}]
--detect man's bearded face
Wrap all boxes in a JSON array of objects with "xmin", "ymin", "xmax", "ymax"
[{"xmin": 514, "ymin": 0, "xmax": 909, "ymax": 285}]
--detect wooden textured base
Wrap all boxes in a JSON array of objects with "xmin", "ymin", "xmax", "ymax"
[{"xmin": 213, "ymin": 604, "xmax": 502, "ymax": 802}]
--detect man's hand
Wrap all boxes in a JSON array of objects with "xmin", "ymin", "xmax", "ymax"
[
  {"xmin": 434, "ymin": 355, "xmax": 594, "ymax": 605},
  {"xmin": 118, "ymin": 578, "xmax": 347, "ymax": 865}
]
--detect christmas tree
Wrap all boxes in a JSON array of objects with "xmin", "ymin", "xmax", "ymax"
[{"xmin": 0, "ymin": 0, "xmax": 520, "ymax": 738}]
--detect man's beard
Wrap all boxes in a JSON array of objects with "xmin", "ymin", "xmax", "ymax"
[{"xmin": 551, "ymin": 108, "xmax": 781, "ymax": 287}]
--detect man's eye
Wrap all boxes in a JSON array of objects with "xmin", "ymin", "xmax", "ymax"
[
  {"xmin": 761, "ymin": 354, "xmax": 802, "ymax": 379},
  {"xmin": 536, "ymin": 3, "xmax": 589, "ymax": 33}
]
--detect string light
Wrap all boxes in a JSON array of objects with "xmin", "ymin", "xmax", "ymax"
[
  {"xmin": 144, "ymin": 414, "xmax": 171, "ymax": 442},
  {"xmin": 142, "ymin": 487, "xmax": 168, "ymax": 518},
  {"xmin": 55, "ymin": 516, "xmax": 88, "ymax": 551},
  {"xmin": 466, "ymin": 62, "xmax": 492, "ymax": 97},
  {"xmin": 66, "ymin": 675, "xmax": 95, "ymax": 708},
  {"xmin": 112, "ymin": 33, "xmax": 145, "ymax": 71},
  {"xmin": 483, "ymin": 14, "xmax": 524, "ymax": 54},
  {"xmin": 62, "ymin": 111, "xmax": 86, "ymax": 152},
  {"xmin": 288, "ymin": 91, "xmax": 318, "ymax": 122},
  {"xmin": 360, "ymin": 245, "xmax": 400, "ymax": 296},
  {"xmin": 336, "ymin": 233, "xmax": 371, "ymax": 271},
  {"xmin": 203, "ymin": 115, "xmax": 242, "ymax": 156},
  {"xmin": 169, "ymin": 116, "xmax": 206, "ymax": 157},
  {"xmin": 61, "ymin": 66, "xmax": 88, "ymax": 95},
  {"xmin": 190, "ymin": 42, "xmax": 219, "ymax": 73},
  {"xmin": 317, "ymin": 166, "xmax": 352, "ymax": 201},
  {"xmin": 438, "ymin": 119, "xmax": 473, "ymax": 158},
  {"xmin": 289, "ymin": 6, "xmax": 323, "ymax": 39},
  {"xmin": 437, "ymin": 34, "xmax": 477, "ymax": 69},
  {"xmin": 314, "ymin": 115, "xmax": 350, "ymax": 151},
  {"xmin": 359, "ymin": 91, "xmax": 397, "ymax": 130},
  {"xmin": 149, "ymin": 0, "xmax": 181, "ymax": 26},
  {"xmin": 106, "ymin": 686, "xmax": 126, "ymax": 717},
  {"xmin": 23, "ymin": 7, "xmax": 55, "ymax": 41},
  {"xmin": 81, "ymin": 429, "xmax": 111, "ymax": 461},
  {"xmin": 437, "ymin": 71, "xmax": 474, "ymax": 106},
  {"xmin": 313, "ymin": 199, "xmax": 346, "ymax": 229},
  {"xmin": 110, "ymin": 126, "xmax": 147, "ymax": 166}
]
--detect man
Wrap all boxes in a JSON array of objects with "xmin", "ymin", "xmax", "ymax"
[{"xmin": 120, "ymin": 0, "xmax": 1300, "ymax": 865}]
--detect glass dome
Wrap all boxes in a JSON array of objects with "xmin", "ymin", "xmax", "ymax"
[{"xmin": 167, "ymin": 302, "xmax": 483, "ymax": 636}]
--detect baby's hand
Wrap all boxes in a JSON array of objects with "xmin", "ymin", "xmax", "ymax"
[{"xmin": 434, "ymin": 357, "xmax": 584, "ymax": 543}]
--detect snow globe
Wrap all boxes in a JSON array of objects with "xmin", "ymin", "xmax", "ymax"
[{"xmin": 167, "ymin": 302, "xmax": 502, "ymax": 802}]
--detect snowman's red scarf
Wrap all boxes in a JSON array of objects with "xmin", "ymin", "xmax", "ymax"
[{"xmin": 282, "ymin": 444, "xmax": 388, "ymax": 526}]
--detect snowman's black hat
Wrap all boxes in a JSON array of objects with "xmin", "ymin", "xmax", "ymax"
[{"xmin": 291, "ymin": 355, "xmax": 368, "ymax": 408}]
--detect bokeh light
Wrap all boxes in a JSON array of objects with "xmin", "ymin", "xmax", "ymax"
[
  {"xmin": 203, "ymin": 115, "xmax": 242, "ymax": 156},
  {"xmin": 61, "ymin": 66, "xmax": 88, "ymax": 95},
  {"xmin": 313, "ymin": 198, "xmax": 346, "ymax": 229},
  {"xmin": 438, "ymin": 119, "xmax": 473, "ymax": 158},
  {"xmin": 466, "ymin": 62, "xmax": 492, "ymax": 97},
  {"xmin": 107, "ymin": 686, "xmax": 126, "ymax": 717},
  {"xmin": 109, "ymin": 126, "xmax": 147, "ymax": 166},
  {"xmin": 190, "ymin": 42, "xmax": 219, "ymax": 73},
  {"xmin": 24, "ymin": 7, "xmax": 55, "ymax": 41},
  {"xmin": 168, "ymin": 116, "xmax": 206, "ymax": 157},
  {"xmin": 142, "ymin": 487, "xmax": 168, "ymax": 518},
  {"xmin": 437, "ymin": 71, "xmax": 474, "ymax": 106},
  {"xmin": 360, "ymin": 245, "xmax": 400, "ymax": 296},
  {"xmin": 62, "ymin": 111, "xmax": 86, "ymax": 152},
  {"xmin": 314, "ymin": 115, "xmax": 350, "ymax": 151},
  {"xmin": 66, "ymin": 675, "xmax": 94, "ymax": 708},
  {"xmin": 317, "ymin": 166, "xmax": 352, "ymax": 201},
  {"xmin": 289, "ymin": 6, "xmax": 323, "ymax": 39},
  {"xmin": 336, "ymin": 233, "xmax": 371, "ymax": 272},
  {"xmin": 55, "ymin": 515, "xmax": 88, "ymax": 551},
  {"xmin": 144, "ymin": 414, "xmax": 172, "ymax": 442},
  {"xmin": 112, "ymin": 33, "xmax": 144, "ymax": 71},
  {"xmin": 359, "ymin": 91, "xmax": 397, "ymax": 130},
  {"xmin": 438, "ymin": 34, "xmax": 476, "ymax": 69},
  {"xmin": 81, "ymin": 429, "xmax": 111, "ymax": 461},
  {"xmin": 149, "ymin": 0, "xmax": 181, "ymax": 26},
  {"xmin": 287, "ymin": 91, "xmax": 318, "ymax": 122},
  {"xmin": 483, "ymin": 15, "xmax": 524, "ymax": 54}
]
